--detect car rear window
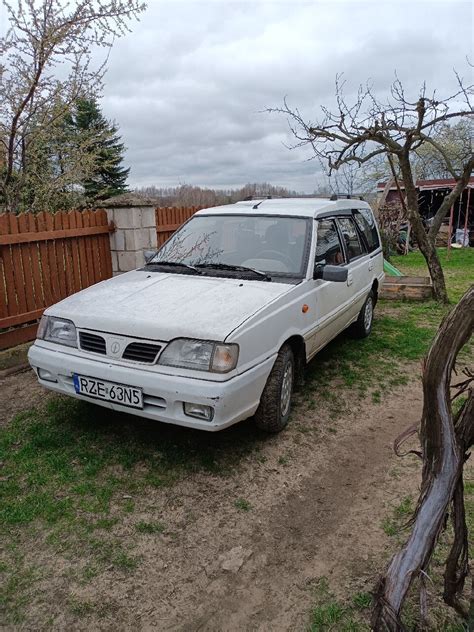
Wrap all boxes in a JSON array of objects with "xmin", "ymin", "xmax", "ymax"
[{"xmin": 353, "ymin": 209, "xmax": 381, "ymax": 253}]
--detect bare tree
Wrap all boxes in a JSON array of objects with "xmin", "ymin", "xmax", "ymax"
[
  {"xmin": 372, "ymin": 286, "xmax": 473, "ymax": 630},
  {"xmin": 0, "ymin": 0, "xmax": 146, "ymax": 212},
  {"xmin": 135, "ymin": 182, "xmax": 301, "ymax": 207},
  {"xmin": 268, "ymin": 73, "xmax": 474, "ymax": 303},
  {"xmin": 324, "ymin": 161, "xmax": 363, "ymax": 196}
]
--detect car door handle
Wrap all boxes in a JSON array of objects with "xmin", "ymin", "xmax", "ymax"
[
  {"xmin": 347, "ymin": 271, "xmax": 353, "ymax": 286},
  {"xmin": 368, "ymin": 260, "xmax": 374, "ymax": 271}
]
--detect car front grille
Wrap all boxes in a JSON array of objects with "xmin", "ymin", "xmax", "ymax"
[
  {"xmin": 79, "ymin": 331, "xmax": 106, "ymax": 355},
  {"xmin": 122, "ymin": 342, "xmax": 162, "ymax": 364}
]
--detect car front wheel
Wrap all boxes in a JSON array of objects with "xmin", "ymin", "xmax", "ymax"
[
  {"xmin": 255, "ymin": 344, "xmax": 294, "ymax": 433},
  {"xmin": 351, "ymin": 290, "xmax": 374, "ymax": 339}
]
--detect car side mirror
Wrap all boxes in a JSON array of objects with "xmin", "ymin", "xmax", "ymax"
[{"xmin": 314, "ymin": 264, "xmax": 348, "ymax": 283}]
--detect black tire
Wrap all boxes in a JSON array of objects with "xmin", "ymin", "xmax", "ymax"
[
  {"xmin": 350, "ymin": 290, "xmax": 375, "ymax": 339},
  {"xmin": 255, "ymin": 344, "xmax": 294, "ymax": 433}
]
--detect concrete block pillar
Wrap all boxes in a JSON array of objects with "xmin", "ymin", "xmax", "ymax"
[{"xmin": 103, "ymin": 195, "xmax": 158, "ymax": 275}]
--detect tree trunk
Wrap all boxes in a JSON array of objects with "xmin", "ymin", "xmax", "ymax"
[
  {"xmin": 398, "ymin": 155, "xmax": 449, "ymax": 303},
  {"xmin": 372, "ymin": 286, "xmax": 474, "ymax": 630},
  {"xmin": 417, "ymin": 239, "xmax": 449, "ymax": 304}
]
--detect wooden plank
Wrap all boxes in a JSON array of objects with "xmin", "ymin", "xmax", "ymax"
[
  {"xmin": 88, "ymin": 210, "xmax": 101, "ymax": 284},
  {"xmin": 17, "ymin": 214, "xmax": 36, "ymax": 312},
  {"xmin": 0, "ymin": 224, "xmax": 112, "ymax": 245},
  {"xmin": 82, "ymin": 211, "xmax": 96, "ymax": 285},
  {"xmin": 45, "ymin": 213, "xmax": 60, "ymax": 303},
  {"xmin": 155, "ymin": 205, "xmax": 201, "ymax": 238},
  {"xmin": 61, "ymin": 211, "xmax": 75, "ymax": 296},
  {"xmin": 383, "ymin": 276, "xmax": 431, "ymax": 285},
  {"xmin": 68, "ymin": 211, "xmax": 82, "ymax": 292},
  {"xmin": 27, "ymin": 213, "xmax": 45, "ymax": 308},
  {"xmin": 46, "ymin": 213, "xmax": 63, "ymax": 303},
  {"xmin": 9, "ymin": 214, "xmax": 28, "ymax": 315},
  {"xmin": 97, "ymin": 209, "xmax": 112, "ymax": 279},
  {"xmin": 0, "ymin": 251, "xmax": 7, "ymax": 319},
  {"xmin": 0, "ymin": 323, "xmax": 38, "ymax": 350},
  {"xmin": 157, "ymin": 223, "xmax": 182, "ymax": 233},
  {"xmin": 0, "ymin": 215, "xmax": 17, "ymax": 318},
  {"xmin": 54, "ymin": 212, "xmax": 67, "ymax": 299},
  {"xmin": 95, "ymin": 212, "xmax": 111, "ymax": 280},
  {"xmin": 103, "ymin": 232, "xmax": 113, "ymax": 278},
  {"xmin": 380, "ymin": 280, "xmax": 433, "ymax": 301},
  {"xmin": 0, "ymin": 243, "xmax": 7, "ymax": 317},
  {"xmin": 164, "ymin": 207, "xmax": 173, "ymax": 245},
  {"xmin": 0, "ymin": 307, "xmax": 44, "ymax": 329},
  {"xmin": 36, "ymin": 212, "xmax": 53, "ymax": 307},
  {"xmin": 101, "ymin": 209, "xmax": 113, "ymax": 279},
  {"xmin": 91, "ymin": 210, "xmax": 101, "ymax": 283},
  {"xmin": 75, "ymin": 210, "xmax": 90, "ymax": 289}
]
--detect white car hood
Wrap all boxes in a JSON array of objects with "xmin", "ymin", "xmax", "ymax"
[{"xmin": 47, "ymin": 270, "xmax": 291, "ymax": 341}]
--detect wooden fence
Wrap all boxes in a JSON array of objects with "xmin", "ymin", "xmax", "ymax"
[
  {"xmin": 155, "ymin": 206, "xmax": 204, "ymax": 246},
  {"xmin": 0, "ymin": 209, "xmax": 113, "ymax": 350}
]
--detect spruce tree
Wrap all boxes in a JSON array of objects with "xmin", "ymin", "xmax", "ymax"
[{"xmin": 69, "ymin": 98, "xmax": 130, "ymax": 202}]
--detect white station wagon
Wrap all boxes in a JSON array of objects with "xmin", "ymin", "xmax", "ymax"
[{"xmin": 28, "ymin": 198, "xmax": 384, "ymax": 433}]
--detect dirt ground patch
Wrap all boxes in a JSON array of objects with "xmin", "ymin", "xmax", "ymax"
[
  {"xmin": 0, "ymin": 368, "xmax": 50, "ymax": 428},
  {"xmin": 1, "ymin": 365, "xmax": 425, "ymax": 630}
]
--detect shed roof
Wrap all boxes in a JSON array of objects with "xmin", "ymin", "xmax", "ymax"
[{"xmin": 377, "ymin": 176, "xmax": 474, "ymax": 191}]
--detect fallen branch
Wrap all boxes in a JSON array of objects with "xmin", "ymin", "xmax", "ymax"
[{"xmin": 373, "ymin": 286, "xmax": 474, "ymax": 630}]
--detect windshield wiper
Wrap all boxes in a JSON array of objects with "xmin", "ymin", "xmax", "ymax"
[
  {"xmin": 145, "ymin": 260, "xmax": 201, "ymax": 274},
  {"xmin": 195, "ymin": 262, "xmax": 271, "ymax": 281}
]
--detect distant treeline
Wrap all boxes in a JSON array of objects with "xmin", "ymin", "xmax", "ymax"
[{"xmin": 134, "ymin": 183, "xmax": 302, "ymax": 207}]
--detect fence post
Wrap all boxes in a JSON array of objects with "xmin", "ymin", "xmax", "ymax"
[{"xmin": 102, "ymin": 195, "xmax": 158, "ymax": 275}]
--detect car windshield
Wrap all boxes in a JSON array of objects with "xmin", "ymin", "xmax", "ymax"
[{"xmin": 149, "ymin": 214, "xmax": 311, "ymax": 278}]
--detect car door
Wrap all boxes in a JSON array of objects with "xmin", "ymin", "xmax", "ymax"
[
  {"xmin": 336, "ymin": 216, "xmax": 370, "ymax": 322},
  {"xmin": 306, "ymin": 217, "xmax": 353, "ymax": 358},
  {"xmin": 352, "ymin": 207, "xmax": 384, "ymax": 283}
]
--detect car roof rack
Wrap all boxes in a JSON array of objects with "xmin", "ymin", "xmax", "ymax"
[
  {"xmin": 329, "ymin": 193, "xmax": 365, "ymax": 201},
  {"xmin": 242, "ymin": 195, "xmax": 274, "ymax": 201}
]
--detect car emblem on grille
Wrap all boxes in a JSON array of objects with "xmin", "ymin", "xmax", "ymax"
[{"xmin": 110, "ymin": 341, "xmax": 121, "ymax": 355}]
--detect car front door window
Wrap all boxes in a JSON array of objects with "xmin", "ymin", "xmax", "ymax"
[{"xmin": 314, "ymin": 219, "xmax": 345, "ymax": 270}]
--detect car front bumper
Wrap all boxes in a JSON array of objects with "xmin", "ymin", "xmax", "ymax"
[{"xmin": 28, "ymin": 343, "xmax": 275, "ymax": 431}]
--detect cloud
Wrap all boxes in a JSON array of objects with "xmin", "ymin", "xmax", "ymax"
[{"xmin": 99, "ymin": 0, "xmax": 473, "ymax": 192}]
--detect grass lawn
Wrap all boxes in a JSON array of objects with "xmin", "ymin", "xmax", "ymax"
[{"xmin": 0, "ymin": 247, "xmax": 473, "ymax": 627}]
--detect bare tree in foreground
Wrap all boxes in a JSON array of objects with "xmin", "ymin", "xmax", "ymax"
[
  {"xmin": 267, "ymin": 74, "xmax": 474, "ymax": 303},
  {"xmin": 373, "ymin": 285, "xmax": 474, "ymax": 630},
  {"xmin": 0, "ymin": 0, "xmax": 146, "ymax": 212}
]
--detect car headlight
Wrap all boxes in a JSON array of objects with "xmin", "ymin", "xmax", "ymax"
[
  {"xmin": 158, "ymin": 339, "xmax": 239, "ymax": 373},
  {"xmin": 37, "ymin": 316, "xmax": 78, "ymax": 348}
]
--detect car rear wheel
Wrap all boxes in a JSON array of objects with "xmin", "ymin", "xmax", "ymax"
[
  {"xmin": 255, "ymin": 344, "xmax": 294, "ymax": 433},
  {"xmin": 351, "ymin": 290, "xmax": 374, "ymax": 339}
]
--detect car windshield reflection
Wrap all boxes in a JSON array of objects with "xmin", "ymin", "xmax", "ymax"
[{"xmin": 150, "ymin": 214, "xmax": 311, "ymax": 278}]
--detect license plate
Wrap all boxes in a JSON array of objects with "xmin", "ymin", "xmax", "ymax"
[{"xmin": 73, "ymin": 374, "xmax": 143, "ymax": 409}]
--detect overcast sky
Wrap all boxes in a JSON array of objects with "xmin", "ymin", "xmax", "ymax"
[{"xmin": 8, "ymin": 0, "xmax": 472, "ymax": 193}]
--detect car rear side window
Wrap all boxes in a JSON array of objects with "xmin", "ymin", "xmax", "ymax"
[
  {"xmin": 315, "ymin": 219, "xmax": 345, "ymax": 266},
  {"xmin": 337, "ymin": 217, "xmax": 365, "ymax": 261},
  {"xmin": 353, "ymin": 209, "xmax": 381, "ymax": 253}
]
